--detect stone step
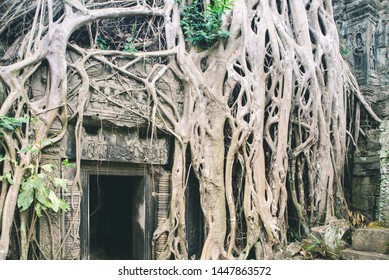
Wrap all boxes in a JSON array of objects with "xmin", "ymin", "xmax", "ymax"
[
  {"xmin": 341, "ymin": 249, "xmax": 389, "ymax": 260},
  {"xmin": 352, "ymin": 228, "xmax": 389, "ymax": 254}
]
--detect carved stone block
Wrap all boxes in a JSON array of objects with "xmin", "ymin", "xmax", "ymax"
[
  {"xmin": 62, "ymin": 190, "xmax": 81, "ymax": 260},
  {"xmin": 80, "ymin": 127, "xmax": 169, "ymax": 165},
  {"xmin": 379, "ymin": 120, "xmax": 389, "ymax": 226}
]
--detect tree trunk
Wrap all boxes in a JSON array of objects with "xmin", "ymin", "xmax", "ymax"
[{"xmin": 197, "ymin": 107, "xmax": 227, "ymax": 260}]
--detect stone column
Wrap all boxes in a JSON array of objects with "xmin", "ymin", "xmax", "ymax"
[
  {"xmin": 154, "ymin": 172, "xmax": 170, "ymax": 259},
  {"xmin": 379, "ymin": 120, "xmax": 389, "ymax": 226}
]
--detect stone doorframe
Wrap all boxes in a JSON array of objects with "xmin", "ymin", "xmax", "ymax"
[{"xmin": 79, "ymin": 161, "xmax": 154, "ymax": 260}]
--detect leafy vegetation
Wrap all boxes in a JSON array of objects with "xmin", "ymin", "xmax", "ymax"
[
  {"xmin": 0, "ymin": 171, "xmax": 14, "ymax": 185},
  {"xmin": 0, "ymin": 116, "xmax": 27, "ymax": 137},
  {"xmin": 96, "ymin": 35, "xmax": 107, "ymax": 50},
  {"xmin": 180, "ymin": 0, "xmax": 233, "ymax": 47},
  {"xmin": 17, "ymin": 163, "xmax": 69, "ymax": 217},
  {"xmin": 0, "ymin": 116, "xmax": 69, "ymax": 217},
  {"xmin": 123, "ymin": 36, "xmax": 137, "ymax": 53},
  {"xmin": 96, "ymin": 32, "xmax": 137, "ymax": 53},
  {"xmin": 300, "ymin": 233, "xmax": 343, "ymax": 260}
]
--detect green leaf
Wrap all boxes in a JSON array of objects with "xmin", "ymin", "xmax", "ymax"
[
  {"xmin": 310, "ymin": 233, "xmax": 321, "ymax": 244},
  {"xmin": 180, "ymin": 0, "xmax": 233, "ymax": 47},
  {"xmin": 59, "ymin": 199, "xmax": 69, "ymax": 212},
  {"xmin": 21, "ymin": 178, "xmax": 32, "ymax": 191},
  {"xmin": 62, "ymin": 158, "xmax": 69, "ymax": 166},
  {"xmin": 27, "ymin": 176, "xmax": 41, "ymax": 187},
  {"xmin": 306, "ymin": 244, "xmax": 317, "ymax": 251},
  {"xmin": 3, "ymin": 123, "xmax": 15, "ymax": 130},
  {"xmin": 0, "ymin": 116, "xmax": 28, "ymax": 131},
  {"xmin": 124, "ymin": 45, "xmax": 137, "ymax": 53},
  {"xmin": 217, "ymin": 30, "xmax": 231, "ymax": 38},
  {"xmin": 20, "ymin": 145, "xmax": 33, "ymax": 154},
  {"xmin": 35, "ymin": 184, "xmax": 51, "ymax": 208},
  {"xmin": 40, "ymin": 164, "xmax": 53, "ymax": 173},
  {"xmin": 16, "ymin": 117, "xmax": 28, "ymax": 123},
  {"xmin": 53, "ymin": 178, "xmax": 68, "ymax": 191},
  {"xmin": 48, "ymin": 190, "xmax": 60, "ymax": 212},
  {"xmin": 34, "ymin": 203, "xmax": 47, "ymax": 217},
  {"xmin": 18, "ymin": 187, "xmax": 34, "ymax": 211},
  {"xmin": 62, "ymin": 158, "xmax": 76, "ymax": 169}
]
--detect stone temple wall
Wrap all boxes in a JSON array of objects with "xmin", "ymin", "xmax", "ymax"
[
  {"xmin": 334, "ymin": 0, "xmax": 389, "ymax": 224},
  {"xmin": 33, "ymin": 57, "xmax": 181, "ymax": 259}
]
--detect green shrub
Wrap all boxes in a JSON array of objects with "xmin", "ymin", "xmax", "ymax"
[{"xmin": 180, "ymin": 0, "xmax": 233, "ymax": 47}]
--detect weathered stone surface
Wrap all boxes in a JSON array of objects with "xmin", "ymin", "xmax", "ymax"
[
  {"xmin": 274, "ymin": 251, "xmax": 284, "ymax": 260},
  {"xmin": 351, "ymin": 176, "xmax": 380, "ymax": 221},
  {"xmin": 379, "ymin": 120, "xmax": 389, "ymax": 226},
  {"xmin": 353, "ymin": 162, "xmax": 381, "ymax": 171},
  {"xmin": 334, "ymin": 0, "xmax": 389, "ymax": 226},
  {"xmin": 285, "ymin": 243, "xmax": 302, "ymax": 258},
  {"xmin": 81, "ymin": 129, "xmax": 169, "ymax": 165},
  {"xmin": 354, "ymin": 155, "xmax": 380, "ymax": 164},
  {"xmin": 333, "ymin": 0, "xmax": 386, "ymax": 86},
  {"xmin": 311, "ymin": 219, "xmax": 351, "ymax": 253},
  {"xmin": 341, "ymin": 248, "xmax": 389, "ymax": 260},
  {"xmin": 352, "ymin": 228, "xmax": 389, "ymax": 254},
  {"xmin": 351, "ymin": 129, "xmax": 381, "ymax": 220},
  {"xmin": 352, "ymin": 168, "xmax": 381, "ymax": 177},
  {"xmin": 64, "ymin": 125, "xmax": 170, "ymax": 165},
  {"xmin": 366, "ymin": 139, "xmax": 381, "ymax": 150}
]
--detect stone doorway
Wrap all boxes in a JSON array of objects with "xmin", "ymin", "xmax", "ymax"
[
  {"xmin": 89, "ymin": 175, "xmax": 143, "ymax": 259},
  {"xmin": 80, "ymin": 163, "xmax": 154, "ymax": 260}
]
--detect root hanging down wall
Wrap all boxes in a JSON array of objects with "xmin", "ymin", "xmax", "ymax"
[{"xmin": 0, "ymin": 0, "xmax": 381, "ymax": 260}]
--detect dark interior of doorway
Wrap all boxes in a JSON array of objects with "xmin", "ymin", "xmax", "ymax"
[{"xmin": 89, "ymin": 175, "xmax": 143, "ymax": 260}]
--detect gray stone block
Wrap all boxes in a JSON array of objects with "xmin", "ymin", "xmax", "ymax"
[
  {"xmin": 354, "ymin": 156, "xmax": 380, "ymax": 164},
  {"xmin": 353, "ymin": 170, "xmax": 380, "ymax": 177},
  {"xmin": 352, "ymin": 228, "xmax": 389, "ymax": 254},
  {"xmin": 341, "ymin": 248, "xmax": 389, "ymax": 260},
  {"xmin": 285, "ymin": 242, "xmax": 302, "ymax": 258},
  {"xmin": 366, "ymin": 140, "xmax": 381, "ymax": 150}
]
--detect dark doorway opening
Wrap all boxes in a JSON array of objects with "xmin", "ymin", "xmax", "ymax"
[
  {"xmin": 89, "ymin": 175, "xmax": 144, "ymax": 260},
  {"xmin": 185, "ymin": 168, "xmax": 203, "ymax": 259}
]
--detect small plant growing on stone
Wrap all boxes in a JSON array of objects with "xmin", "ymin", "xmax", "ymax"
[
  {"xmin": 17, "ymin": 163, "xmax": 69, "ymax": 217},
  {"xmin": 180, "ymin": 0, "xmax": 233, "ymax": 47},
  {"xmin": 96, "ymin": 35, "xmax": 108, "ymax": 50},
  {"xmin": 123, "ymin": 36, "xmax": 137, "ymax": 53}
]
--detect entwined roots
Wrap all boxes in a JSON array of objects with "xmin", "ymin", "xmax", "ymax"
[{"xmin": 155, "ymin": 0, "xmax": 368, "ymax": 260}]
